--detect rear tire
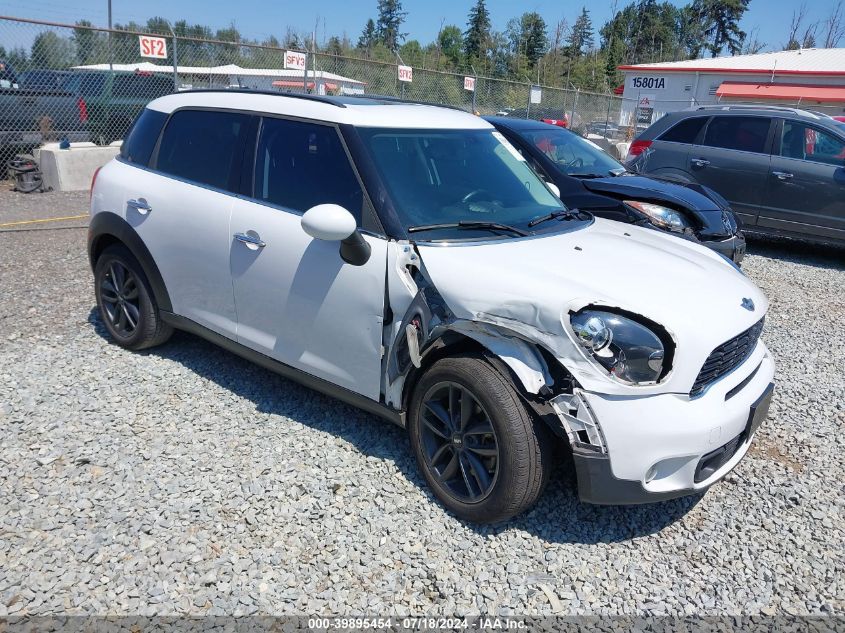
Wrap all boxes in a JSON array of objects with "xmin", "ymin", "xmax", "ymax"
[
  {"xmin": 408, "ymin": 353, "xmax": 552, "ymax": 523},
  {"xmin": 94, "ymin": 244, "xmax": 172, "ymax": 350}
]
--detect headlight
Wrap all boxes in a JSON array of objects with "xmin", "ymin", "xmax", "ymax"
[
  {"xmin": 624, "ymin": 200, "xmax": 690, "ymax": 231},
  {"xmin": 570, "ymin": 309, "xmax": 668, "ymax": 384}
]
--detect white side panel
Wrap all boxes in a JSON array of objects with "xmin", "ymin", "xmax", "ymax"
[
  {"xmin": 122, "ymin": 169, "xmax": 237, "ymax": 337},
  {"xmin": 229, "ymin": 198, "xmax": 387, "ymax": 400}
]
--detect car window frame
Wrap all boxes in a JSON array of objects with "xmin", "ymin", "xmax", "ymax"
[
  {"xmin": 773, "ymin": 117, "xmax": 845, "ymax": 167},
  {"xmin": 148, "ymin": 106, "xmax": 255, "ymax": 196},
  {"xmin": 699, "ymin": 114, "xmax": 776, "ymax": 156},
  {"xmin": 245, "ymin": 113, "xmax": 381, "ymax": 234}
]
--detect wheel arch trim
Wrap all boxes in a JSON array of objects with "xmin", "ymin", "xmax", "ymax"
[{"xmin": 88, "ymin": 211, "xmax": 173, "ymax": 312}]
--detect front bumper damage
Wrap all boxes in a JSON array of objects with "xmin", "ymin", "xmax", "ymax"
[
  {"xmin": 568, "ymin": 344, "xmax": 774, "ymax": 504},
  {"xmin": 702, "ymin": 232, "xmax": 746, "ymax": 265}
]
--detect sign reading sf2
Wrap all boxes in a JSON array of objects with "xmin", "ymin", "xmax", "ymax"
[
  {"xmin": 632, "ymin": 76, "xmax": 665, "ymax": 89},
  {"xmin": 139, "ymin": 35, "xmax": 167, "ymax": 59}
]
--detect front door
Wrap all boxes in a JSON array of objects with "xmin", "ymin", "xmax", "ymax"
[
  {"xmin": 229, "ymin": 116, "xmax": 387, "ymax": 400},
  {"xmin": 686, "ymin": 115, "xmax": 774, "ymax": 225},
  {"xmin": 760, "ymin": 119, "xmax": 845, "ymax": 242}
]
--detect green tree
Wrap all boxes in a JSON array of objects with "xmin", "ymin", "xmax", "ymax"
[
  {"xmin": 437, "ymin": 24, "xmax": 463, "ymax": 68},
  {"xmin": 326, "ymin": 36, "xmax": 343, "ymax": 56},
  {"xmin": 520, "ymin": 12, "xmax": 548, "ymax": 67},
  {"xmin": 463, "ymin": 0, "xmax": 492, "ymax": 67},
  {"xmin": 690, "ymin": 0, "xmax": 750, "ymax": 57},
  {"xmin": 357, "ymin": 18, "xmax": 377, "ymax": 51},
  {"xmin": 375, "ymin": 0, "xmax": 407, "ymax": 52},
  {"xmin": 567, "ymin": 8, "xmax": 594, "ymax": 56},
  {"xmin": 30, "ymin": 31, "xmax": 75, "ymax": 69},
  {"xmin": 72, "ymin": 20, "xmax": 107, "ymax": 65}
]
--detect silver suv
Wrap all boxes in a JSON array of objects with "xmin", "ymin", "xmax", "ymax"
[{"xmin": 627, "ymin": 105, "xmax": 845, "ymax": 248}]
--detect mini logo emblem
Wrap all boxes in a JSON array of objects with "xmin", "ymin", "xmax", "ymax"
[{"xmin": 741, "ymin": 297, "xmax": 755, "ymax": 311}]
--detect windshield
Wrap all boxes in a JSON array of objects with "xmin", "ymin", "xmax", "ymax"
[
  {"xmin": 359, "ymin": 127, "xmax": 575, "ymax": 239},
  {"xmin": 521, "ymin": 126, "xmax": 625, "ymax": 176}
]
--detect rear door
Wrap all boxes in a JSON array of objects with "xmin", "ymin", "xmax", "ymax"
[
  {"xmin": 685, "ymin": 115, "xmax": 774, "ymax": 227},
  {"xmin": 644, "ymin": 115, "xmax": 709, "ymax": 181},
  {"xmin": 759, "ymin": 118, "xmax": 845, "ymax": 242},
  {"xmin": 124, "ymin": 107, "xmax": 253, "ymax": 339}
]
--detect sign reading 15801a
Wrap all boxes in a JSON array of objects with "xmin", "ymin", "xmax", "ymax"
[{"xmin": 632, "ymin": 76, "xmax": 665, "ymax": 89}]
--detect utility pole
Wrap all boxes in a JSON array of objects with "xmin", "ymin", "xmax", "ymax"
[{"xmin": 107, "ymin": 0, "xmax": 113, "ymax": 72}]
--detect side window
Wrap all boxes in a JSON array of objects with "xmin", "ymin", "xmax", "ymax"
[
  {"xmin": 254, "ymin": 117, "xmax": 364, "ymax": 222},
  {"xmin": 112, "ymin": 75, "xmax": 136, "ymax": 98},
  {"xmin": 659, "ymin": 117, "xmax": 707, "ymax": 144},
  {"xmin": 155, "ymin": 109, "xmax": 248, "ymax": 192},
  {"xmin": 120, "ymin": 107, "xmax": 167, "ymax": 167},
  {"xmin": 781, "ymin": 121, "xmax": 845, "ymax": 165},
  {"xmin": 702, "ymin": 116, "xmax": 770, "ymax": 154}
]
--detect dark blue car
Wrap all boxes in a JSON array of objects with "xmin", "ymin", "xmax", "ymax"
[{"xmin": 487, "ymin": 116, "xmax": 746, "ymax": 263}]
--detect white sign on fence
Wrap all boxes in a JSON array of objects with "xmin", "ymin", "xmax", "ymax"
[
  {"xmin": 138, "ymin": 35, "xmax": 167, "ymax": 59},
  {"xmin": 464, "ymin": 76, "xmax": 475, "ymax": 92},
  {"xmin": 529, "ymin": 85, "xmax": 542, "ymax": 104},
  {"xmin": 398, "ymin": 65, "xmax": 413, "ymax": 83},
  {"xmin": 284, "ymin": 50, "xmax": 307, "ymax": 71}
]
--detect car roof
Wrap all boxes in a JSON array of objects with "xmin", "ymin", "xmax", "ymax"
[
  {"xmin": 484, "ymin": 115, "xmax": 561, "ymax": 132},
  {"xmin": 148, "ymin": 90, "xmax": 492, "ymax": 130}
]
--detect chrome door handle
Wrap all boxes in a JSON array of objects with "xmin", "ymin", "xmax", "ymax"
[
  {"xmin": 234, "ymin": 232, "xmax": 266, "ymax": 248},
  {"xmin": 691, "ymin": 158, "xmax": 710, "ymax": 167},
  {"xmin": 772, "ymin": 171, "xmax": 793, "ymax": 181},
  {"xmin": 127, "ymin": 198, "xmax": 152, "ymax": 214}
]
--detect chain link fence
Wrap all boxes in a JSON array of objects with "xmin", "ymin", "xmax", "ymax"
[{"xmin": 0, "ymin": 15, "xmax": 625, "ymax": 166}]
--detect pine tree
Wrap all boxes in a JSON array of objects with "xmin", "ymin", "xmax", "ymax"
[
  {"xmin": 520, "ymin": 12, "xmax": 548, "ymax": 67},
  {"xmin": 357, "ymin": 19, "xmax": 376, "ymax": 50},
  {"xmin": 567, "ymin": 7, "xmax": 594, "ymax": 57},
  {"xmin": 691, "ymin": 0, "xmax": 750, "ymax": 57},
  {"xmin": 375, "ymin": 0, "xmax": 407, "ymax": 52},
  {"xmin": 463, "ymin": 0, "xmax": 492, "ymax": 64}
]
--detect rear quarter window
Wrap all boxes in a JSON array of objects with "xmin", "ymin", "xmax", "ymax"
[
  {"xmin": 659, "ymin": 117, "xmax": 708, "ymax": 144},
  {"xmin": 120, "ymin": 108, "xmax": 168, "ymax": 167}
]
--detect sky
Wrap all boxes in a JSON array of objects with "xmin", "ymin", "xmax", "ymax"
[{"xmin": 2, "ymin": 0, "xmax": 842, "ymax": 54}]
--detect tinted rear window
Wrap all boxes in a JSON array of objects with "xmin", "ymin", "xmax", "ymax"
[
  {"xmin": 61, "ymin": 73, "xmax": 106, "ymax": 97},
  {"xmin": 113, "ymin": 74, "xmax": 173, "ymax": 99},
  {"xmin": 702, "ymin": 116, "xmax": 770, "ymax": 154},
  {"xmin": 660, "ymin": 117, "xmax": 707, "ymax": 144},
  {"xmin": 155, "ymin": 109, "xmax": 249, "ymax": 191},
  {"xmin": 120, "ymin": 108, "xmax": 167, "ymax": 167}
]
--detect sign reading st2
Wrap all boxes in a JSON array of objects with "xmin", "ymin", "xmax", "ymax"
[
  {"xmin": 632, "ymin": 76, "xmax": 666, "ymax": 90},
  {"xmin": 139, "ymin": 35, "xmax": 167, "ymax": 59}
]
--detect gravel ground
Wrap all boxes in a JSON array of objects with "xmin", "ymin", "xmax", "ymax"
[{"xmin": 0, "ymin": 188, "xmax": 843, "ymax": 617}]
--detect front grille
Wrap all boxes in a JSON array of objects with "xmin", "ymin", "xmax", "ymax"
[
  {"xmin": 694, "ymin": 431, "xmax": 746, "ymax": 483},
  {"xmin": 691, "ymin": 318, "xmax": 764, "ymax": 397}
]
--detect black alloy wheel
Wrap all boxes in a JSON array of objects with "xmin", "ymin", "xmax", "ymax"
[{"xmin": 419, "ymin": 381, "xmax": 500, "ymax": 503}]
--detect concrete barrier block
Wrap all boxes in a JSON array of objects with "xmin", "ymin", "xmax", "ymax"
[{"xmin": 35, "ymin": 142, "xmax": 120, "ymax": 192}]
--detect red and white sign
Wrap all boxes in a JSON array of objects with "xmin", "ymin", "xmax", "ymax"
[
  {"xmin": 284, "ymin": 50, "xmax": 307, "ymax": 71},
  {"xmin": 638, "ymin": 94, "xmax": 655, "ymax": 108},
  {"xmin": 398, "ymin": 65, "xmax": 413, "ymax": 83},
  {"xmin": 463, "ymin": 76, "xmax": 475, "ymax": 92},
  {"xmin": 139, "ymin": 35, "xmax": 167, "ymax": 59}
]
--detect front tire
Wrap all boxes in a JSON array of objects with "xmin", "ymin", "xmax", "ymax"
[
  {"xmin": 408, "ymin": 354, "xmax": 552, "ymax": 523},
  {"xmin": 94, "ymin": 244, "xmax": 172, "ymax": 350}
]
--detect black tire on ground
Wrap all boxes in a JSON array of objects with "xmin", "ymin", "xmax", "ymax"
[
  {"xmin": 408, "ymin": 353, "xmax": 553, "ymax": 523},
  {"xmin": 94, "ymin": 244, "xmax": 172, "ymax": 350}
]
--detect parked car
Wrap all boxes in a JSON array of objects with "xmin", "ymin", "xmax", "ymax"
[
  {"xmin": 627, "ymin": 105, "xmax": 845, "ymax": 248},
  {"xmin": 488, "ymin": 116, "xmax": 746, "ymax": 263},
  {"xmin": 89, "ymin": 91, "xmax": 774, "ymax": 522},
  {"xmin": 0, "ymin": 68, "xmax": 173, "ymax": 151}
]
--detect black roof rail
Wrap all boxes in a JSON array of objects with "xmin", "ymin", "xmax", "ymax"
[{"xmin": 175, "ymin": 88, "xmax": 347, "ymax": 107}]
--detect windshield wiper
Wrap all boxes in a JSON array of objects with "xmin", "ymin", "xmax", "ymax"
[
  {"xmin": 567, "ymin": 173, "xmax": 605, "ymax": 179},
  {"xmin": 527, "ymin": 208, "xmax": 578, "ymax": 227},
  {"xmin": 407, "ymin": 220, "xmax": 529, "ymax": 237}
]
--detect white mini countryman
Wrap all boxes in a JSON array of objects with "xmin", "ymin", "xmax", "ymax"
[{"xmin": 89, "ymin": 91, "xmax": 775, "ymax": 523}]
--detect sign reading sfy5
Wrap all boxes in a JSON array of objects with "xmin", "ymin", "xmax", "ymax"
[
  {"xmin": 464, "ymin": 76, "xmax": 475, "ymax": 92},
  {"xmin": 284, "ymin": 51, "xmax": 306, "ymax": 71},
  {"xmin": 139, "ymin": 35, "xmax": 167, "ymax": 59},
  {"xmin": 398, "ymin": 65, "xmax": 413, "ymax": 83}
]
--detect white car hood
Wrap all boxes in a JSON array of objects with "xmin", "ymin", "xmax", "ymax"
[{"xmin": 415, "ymin": 218, "xmax": 767, "ymax": 395}]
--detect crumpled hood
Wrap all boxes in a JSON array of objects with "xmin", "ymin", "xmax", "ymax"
[
  {"xmin": 582, "ymin": 174, "xmax": 720, "ymax": 211},
  {"xmin": 416, "ymin": 218, "xmax": 767, "ymax": 394}
]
